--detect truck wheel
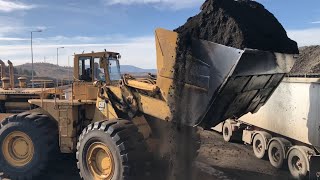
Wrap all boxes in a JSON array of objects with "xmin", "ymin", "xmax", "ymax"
[
  {"xmin": 268, "ymin": 140, "xmax": 285, "ymax": 168},
  {"xmin": 77, "ymin": 120, "xmax": 149, "ymax": 180},
  {"xmin": 0, "ymin": 112, "xmax": 58, "ymax": 180},
  {"xmin": 222, "ymin": 121, "xmax": 233, "ymax": 142},
  {"xmin": 288, "ymin": 148, "xmax": 309, "ymax": 179},
  {"xmin": 252, "ymin": 134, "xmax": 266, "ymax": 159}
]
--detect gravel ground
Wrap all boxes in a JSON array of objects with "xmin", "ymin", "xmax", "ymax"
[{"xmin": 1, "ymin": 130, "xmax": 292, "ymax": 180}]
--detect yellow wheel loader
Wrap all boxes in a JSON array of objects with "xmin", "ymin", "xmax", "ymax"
[{"xmin": 0, "ymin": 28, "xmax": 295, "ymax": 180}]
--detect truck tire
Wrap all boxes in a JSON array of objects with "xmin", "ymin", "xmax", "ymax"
[
  {"xmin": 76, "ymin": 120, "xmax": 150, "ymax": 180},
  {"xmin": 268, "ymin": 140, "xmax": 285, "ymax": 168},
  {"xmin": 0, "ymin": 112, "xmax": 58, "ymax": 180},
  {"xmin": 252, "ymin": 134, "xmax": 266, "ymax": 159},
  {"xmin": 288, "ymin": 148, "xmax": 309, "ymax": 179},
  {"xmin": 222, "ymin": 121, "xmax": 233, "ymax": 142}
]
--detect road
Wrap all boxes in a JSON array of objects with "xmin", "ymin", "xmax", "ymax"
[{"xmin": 1, "ymin": 130, "xmax": 292, "ymax": 180}]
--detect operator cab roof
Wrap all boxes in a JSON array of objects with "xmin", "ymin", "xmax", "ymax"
[{"xmin": 74, "ymin": 51, "xmax": 121, "ymax": 59}]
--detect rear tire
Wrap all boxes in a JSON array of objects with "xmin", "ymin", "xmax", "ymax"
[
  {"xmin": 222, "ymin": 121, "xmax": 233, "ymax": 142},
  {"xmin": 268, "ymin": 140, "xmax": 285, "ymax": 169},
  {"xmin": 76, "ymin": 120, "xmax": 150, "ymax": 180},
  {"xmin": 0, "ymin": 112, "xmax": 58, "ymax": 180},
  {"xmin": 288, "ymin": 148, "xmax": 309, "ymax": 179},
  {"xmin": 252, "ymin": 134, "xmax": 266, "ymax": 159}
]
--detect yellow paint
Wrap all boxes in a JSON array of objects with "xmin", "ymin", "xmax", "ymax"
[
  {"xmin": 2, "ymin": 131, "xmax": 34, "ymax": 167},
  {"xmin": 138, "ymin": 94, "xmax": 171, "ymax": 121},
  {"xmin": 155, "ymin": 28, "xmax": 178, "ymax": 102},
  {"xmin": 86, "ymin": 142, "xmax": 115, "ymax": 180},
  {"xmin": 126, "ymin": 79, "xmax": 158, "ymax": 92}
]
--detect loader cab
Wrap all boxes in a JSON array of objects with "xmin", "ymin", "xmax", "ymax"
[
  {"xmin": 74, "ymin": 51, "xmax": 121, "ymax": 84},
  {"xmin": 72, "ymin": 51, "xmax": 121, "ymax": 100}
]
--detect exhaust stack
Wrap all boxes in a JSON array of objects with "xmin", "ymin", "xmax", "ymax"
[
  {"xmin": 18, "ymin": 77, "xmax": 27, "ymax": 88},
  {"xmin": 7, "ymin": 60, "xmax": 14, "ymax": 89},
  {"xmin": 0, "ymin": 60, "xmax": 5, "ymax": 79},
  {"xmin": 0, "ymin": 60, "xmax": 9, "ymax": 90}
]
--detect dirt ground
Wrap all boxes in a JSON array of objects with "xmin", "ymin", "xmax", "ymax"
[{"xmin": 1, "ymin": 130, "xmax": 292, "ymax": 180}]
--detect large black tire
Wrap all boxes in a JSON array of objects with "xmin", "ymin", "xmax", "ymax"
[
  {"xmin": 76, "ymin": 120, "xmax": 150, "ymax": 180},
  {"xmin": 0, "ymin": 112, "xmax": 58, "ymax": 180},
  {"xmin": 268, "ymin": 140, "xmax": 285, "ymax": 169},
  {"xmin": 252, "ymin": 134, "xmax": 267, "ymax": 159},
  {"xmin": 288, "ymin": 148, "xmax": 309, "ymax": 179}
]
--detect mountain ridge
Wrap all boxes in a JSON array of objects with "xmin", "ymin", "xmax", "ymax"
[{"xmin": 14, "ymin": 62, "xmax": 156, "ymax": 80}]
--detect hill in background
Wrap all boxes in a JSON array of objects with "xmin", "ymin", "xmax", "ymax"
[{"xmin": 14, "ymin": 62, "xmax": 156, "ymax": 80}]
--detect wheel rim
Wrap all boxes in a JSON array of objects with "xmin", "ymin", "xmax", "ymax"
[
  {"xmin": 292, "ymin": 156, "xmax": 304, "ymax": 172},
  {"xmin": 2, "ymin": 131, "xmax": 34, "ymax": 167},
  {"xmin": 255, "ymin": 140, "xmax": 263, "ymax": 153},
  {"xmin": 87, "ymin": 142, "xmax": 115, "ymax": 180},
  {"xmin": 271, "ymin": 147, "xmax": 280, "ymax": 162}
]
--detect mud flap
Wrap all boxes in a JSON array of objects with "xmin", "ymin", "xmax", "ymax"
[{"xmin": 309, "ymin": 155, "xmax": 320, "ymax": 180}]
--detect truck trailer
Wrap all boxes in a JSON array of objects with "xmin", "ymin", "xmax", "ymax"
[{"xmin": 213, "ymin": 76, "xmax": 320, "ymax": 179}]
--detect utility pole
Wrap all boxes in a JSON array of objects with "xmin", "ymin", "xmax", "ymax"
[
  {"xmin": 31, "ymin": 30, "xmax": 42, "ymax": 88},
  {"xmin": 56, "ymin": 47, "xmax": 64, "ymax": 87},
  {"xmin": 57, "ymin": 47, "xmax": 64, "ymax": 66}
]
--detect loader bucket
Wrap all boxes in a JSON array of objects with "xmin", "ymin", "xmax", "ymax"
[{"xmin": 155, "ymin": 28, "xmax": 296, "ymax": 128}]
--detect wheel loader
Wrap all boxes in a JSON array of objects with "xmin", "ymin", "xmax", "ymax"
[{"xmin": 0, "ymin": 28, "xmax": 295, "ymax": 180}]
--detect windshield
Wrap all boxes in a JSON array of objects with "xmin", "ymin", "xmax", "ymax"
[
  {"xmin": 94, "ymin": 58, "xmax": 105, "ymax": 81},
  {"xmin": 109, "ymin": 59, "xmax": 121, "ymax": 81}
]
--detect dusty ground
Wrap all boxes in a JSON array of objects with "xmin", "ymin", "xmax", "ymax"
[
  {"xmin": 1, "ymin": 130, "xmax": 292, "ymax": 180},
  {"xmin": 196, "ymin": 130, "xmax": 291, "ymax": 180}
]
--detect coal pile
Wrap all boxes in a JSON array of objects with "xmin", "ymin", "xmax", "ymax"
[
  {"xmin": 290, "ymin": 46, "xmax": 320, "ymax": 74},
  {"xmin": 175, "ymin": 0, "xmax": 298, "ymax": 54}
]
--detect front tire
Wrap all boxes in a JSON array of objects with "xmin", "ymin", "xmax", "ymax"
[
  {"xmin": 76, "ymin": 120, "xmax": 149, "ymax": 180},
  {"xmin": 252, "ymin": 134, "xmax": 266, "ymax": 159},
  {"xmin": 0, "ymin": 112, "xmax": 58, "ymax": 180},
  {"xmin": 222, "ymin": 121, "xmax": 233, "ymax": 142}
]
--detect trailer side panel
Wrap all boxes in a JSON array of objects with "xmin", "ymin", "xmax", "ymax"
[{"xmin": 240, "ymin": 78, "xmax": 320, "ymax": 147}]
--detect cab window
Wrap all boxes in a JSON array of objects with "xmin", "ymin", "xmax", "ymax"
[
  {"xmin": 109, "ymin": 59, "xmax": 121, "ymax": 81},
  {"xmin": 94, "ymin": 58, "xmax": 105, "ymax": 81},
  {"xmin": 79, "ymin": 57, "xmax": 92, "ymax": 82}
]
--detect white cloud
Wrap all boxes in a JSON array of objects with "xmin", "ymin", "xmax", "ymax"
[
  {"xmin": 287, "ymin": 28, "xmax": 320, "ymax": 47},
  {"xmin": 311, "ymin": 21, "xmax": 320, "ymax": 24},
  {"xmin": 0, "ymin": 36, "xmax": 157, "ymax": 69},
  {"xmin": 106, "ymin": 0, "xmax": 202, "ymax": 10},
  {"xmin": 0, "ymin": 37, "xmax": 28, "ymax": 41},
  {"xmin": 0, "ymin": 0, "xmax": 35, "ymax": 12}
]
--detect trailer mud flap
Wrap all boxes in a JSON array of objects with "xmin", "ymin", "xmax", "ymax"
[{"xmin": 310, "ymin": 155, "xmax": 320, "ymax": 180}]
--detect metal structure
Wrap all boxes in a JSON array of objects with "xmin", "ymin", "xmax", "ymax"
[
  {"xmin": 0, "ymin": 61, "xmax": 60, "ymax": 118},
  {"xmin": 213, "ymin": 77, "xmax": 320, "ymax": 179},
  {"xmin": 0, "ymin": 28, "xmax": 296, "ymax": 180}
]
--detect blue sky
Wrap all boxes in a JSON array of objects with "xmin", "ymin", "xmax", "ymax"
[{"xmin": 0, "ymin": 0, "xmax": 319, "ymax": 68}]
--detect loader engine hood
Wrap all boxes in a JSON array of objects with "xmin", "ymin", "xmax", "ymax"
[{"xmin": 155, "ymin": 28, "xmax": 296, "ymax": 128}]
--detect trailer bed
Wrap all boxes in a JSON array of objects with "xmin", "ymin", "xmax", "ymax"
[{"xmin": 240, "ymin": 77, "xmax": 320, "ymax": 148}]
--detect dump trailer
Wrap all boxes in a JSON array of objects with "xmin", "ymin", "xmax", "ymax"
[
  {"xmin": 213, "ymin": 76, "xmax": 320, "ymax": 179},
  {"xmin": 0, "ymin": 28, "xmax": 295, "ymax": 180}
]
